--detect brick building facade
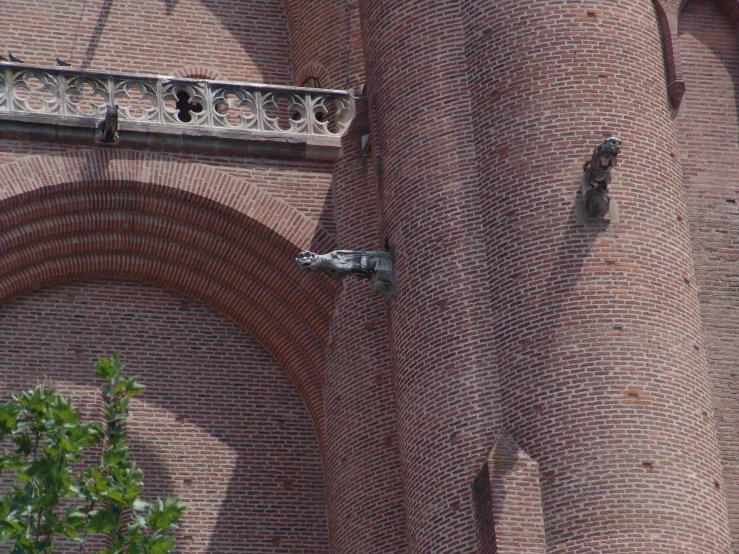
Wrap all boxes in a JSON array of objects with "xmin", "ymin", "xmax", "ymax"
[{"xmin": 0, "ymin": 0, "xmax": 737, "ymax": 552}]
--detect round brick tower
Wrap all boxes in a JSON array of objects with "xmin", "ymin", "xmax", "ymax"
[
  {"xmin": 358, "ymin": 0, "xmax": 502, "ymax": 551},
  {"xmin": 361, "ymin": 0, "xmax": 732, "ymax": 551},
  {"xmin": 463, "ymin": 0, "xmax": 732, "ymax": 552}
]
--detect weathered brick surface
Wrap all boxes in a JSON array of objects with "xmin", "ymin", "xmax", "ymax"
[
  {"xmin": 1, "ymin": 0, "xmax": 293, "ymax": 84},
  {"xmin": 358, "ymin": 1, "xmax": 502, "ymax": 551},
  {"xmin": 487, "ymin": 433, "xmax": 547, "ymax": 554},
  {"xmin": 1, "ymin": 0, "xmax": 739, "ymax": 552},
  {"xmin": 283, "ymin": 0, "xmax": 365, "ymax": 92},
  {"xmin": 463, "ymin": 0, "xmax": 731, "ymax": 552},
  {"xmin": 0, "ymin": 144, "xmax": 338, "ymax": 246},
  {"xmin": 0, "ymin": 279, "xmax": 328, "ymax": 553},
  {"xmin": 678, "ymin": 0, "xmax": 739, "ymax": 550},
  {"xmin": 321, "ymin": 99, "xmax": 407, "ymax": 553},
  {"xmin": 0, "ymin": 175, "xmax": 337, "ymax": 443}
]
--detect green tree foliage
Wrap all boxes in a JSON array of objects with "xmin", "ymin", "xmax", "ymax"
[{"xmin": 0, "ymin": 353, "xmax": 185, "ymax": 553}]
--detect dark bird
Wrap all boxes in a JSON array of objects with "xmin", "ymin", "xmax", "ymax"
[
  {"xmin": 97, "ymin": 105, "xmax": 119, "ymax": 144},
  {"xmin": 56, "ymin": 57, "xmax": 71, "ymax": 67},
  {"xmin": 8, "ymin": 52, "xmax": 23, "ymax": 63}
]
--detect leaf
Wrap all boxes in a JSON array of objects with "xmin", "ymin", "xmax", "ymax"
[
  {"xmin": 147, "ymin": 497, "xmax": 186, "ymax": 531},
  {"xmin": 132, "ymin": 513, "xmax": 147, "ymax": 528},
  {"xmin": 124, "ymin": 378, "xmax": 144, "ymax": 398},
  {"xmin": 132, "ymin": 498, "xmax": 149, "ymax": 512},
  {"xmin": 102, "ymin": 488, "xmax": 124, "ymax": 503},
  {"xmin": 103, "ymin": 447, "xmax": 128, "ymax": 465},
  {"xmin": 87, "ymin": 508, "xmax": 110, "ymax": 533},
  {"xmin": 59, "ymin": 437, "xmax": 78, "ymax": 453},
  {"xmin": 149, "ymin": 535, "xmax": 176, "ymax": 554},
  {"xmin": 95, "ymin": 358, "xmax": 118, "ymax": 380},
  {"xmin": 51, "ymin": 396, "xmax": 79, "ymax": 425},
  {"xmin": 64, "ymin": 506, "xmax": 87, "ymax": 529},
  {"xmin": 12, "ymin": 434, "xmax": 33, "ymax": 456},
  {"xmin": 0, "ymin": 401, "xmax": 21, "ymax": 436}
]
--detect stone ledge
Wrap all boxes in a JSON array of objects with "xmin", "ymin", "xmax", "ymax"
[{"xmin": 0, "ymin": 63, "xmax": 354, "ymax": 161}]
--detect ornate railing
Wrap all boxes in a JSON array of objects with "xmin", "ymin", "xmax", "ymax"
[{"xmin": 0, "ymin": 63, "xmax": 355, "ymax": 158}]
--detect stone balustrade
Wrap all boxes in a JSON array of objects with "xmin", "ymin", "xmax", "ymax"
[{"xmin": 0, "ymin": 63, "xmax": 355, "ymax": 159}]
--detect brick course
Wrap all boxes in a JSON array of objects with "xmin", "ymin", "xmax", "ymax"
[
  {"xmin": 1, "ymin": 0, "xmax": 293, "ymax": 84},
  {"xmin": 0, "ymin": 171, "xmax": 336, "ymax": 442},
  {"xmin": 1, "ymin": 0, "xmax": 739, "ymax": 552},
  {"xmin": 678, "ymin": 1, "xmax": 739, "ymax": 551},
  {"xmin": 321, "ymin": 99, "xmax": 408, "ymax": 553},
  {"xmin": 358, "ymin": 1, "xmax": 502, "ymax": 551},
  {"xmin": 463, "ymin": 1, "xmax": 731, "ymax": 551}
]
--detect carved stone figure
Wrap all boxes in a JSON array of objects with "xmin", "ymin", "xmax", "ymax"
[
  {"xmin": 97, "ymin": 105, "xmax": 119, "ymax": 144},
  {"xmin": 581, "ymin": 136, "xmax": 622, "ymax": 219},
  {"xmin": 296, "ymin": 250, "xmax": 396, "ymax": 298}
]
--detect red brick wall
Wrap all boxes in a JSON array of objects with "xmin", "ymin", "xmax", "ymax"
[
  {"xmin": 280, "ymin": 0, "xmax": 410, "ymax": 538},
  {"xmin": 678, "ymin": 0, "xmax": 739, "ymax": 550},
  {"xmin": 0, "ymin": 143, "xmax": 337, "ymax": 245},
  {"xmin": 0, "ymin": 278, "xmax": 329, "ymax": 553},
  {"xmin": 4, "ymin": 0, "xmax": 739, "ymax": 551},
  {"xmin": 283, "ymin": 0, "xmax": 366, "ymax": 91},
  {"xmin": 1, "ymin": 0, "xmax": 293, "ymax": 84},
  {"xmin": 358, "ymin": 1, "xmax": 503, "ymax": 551},
  {"xmin": 0, "ymin": 164, "xmax": 339, "ymax": 442},
  {"xmin": 464, "ymin": 0, "xmax": 731, "ymax": 551},
  {"xmin": 321, "ymin": 98, "xmax": 407, "ymax": 553},
  {"xmin": 7, "ymin": 1, "xmax": 404, "ymax": 552}
]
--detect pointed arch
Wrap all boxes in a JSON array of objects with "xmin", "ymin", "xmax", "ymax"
[
  {"xmin": 0, "ymin": 152, "xmax": 342, "ymax": 442},
  {"xmin": 653, "ymin": 0, "xmax": 739, "ymax": 108}
]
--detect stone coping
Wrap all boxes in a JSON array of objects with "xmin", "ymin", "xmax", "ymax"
[{"xmin": 0, "ymin": 63, "xmax": 355, "ymax": 160}]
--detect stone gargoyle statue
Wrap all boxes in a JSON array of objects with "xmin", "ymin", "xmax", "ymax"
[
  {"xmin": 97, "ymin": 105, "xmax": 119, "ymax": 145},
  {"xmin": 296, "ymin": 249, "xmax": 396, "ymax": 298},
  {"xmin": 581, "ymin": 136, "xmax": 622, "ymax": 219}
]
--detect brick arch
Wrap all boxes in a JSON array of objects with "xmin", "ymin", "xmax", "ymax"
[
  {"xmin": 650, "ymin": 0, "xmax": 739, "ymax": 24},
  {"xmin": 0, "ymin": 178, "xmax": 339, "ymax": 443},
  {"xmin": 282, "ymin": 0, "xmax": 364, "ymax": 91},
  {"xmin": 0, "ymin": 151, "xmax": 337, "ymax": 255},
  {"xmin": 172, "ymin": 65, "xmax": 227, "ymax": 81},
  {"xmin": 653, "ymin": 0, "xmax": 739, "ymax": 108},
  {"xmin": 295, "ymin": 61, "xmax": 330, "ymax": 89}
]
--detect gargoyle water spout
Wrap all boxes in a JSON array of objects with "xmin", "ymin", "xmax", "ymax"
[{"xmin": 296, "ymin": 250, "xmax": 396, "ymax": 298}]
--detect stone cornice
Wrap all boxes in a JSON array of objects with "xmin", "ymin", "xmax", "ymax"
[{"xmin": 0, "ymin": 63, "xmax": 354, "ymax": 160}]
